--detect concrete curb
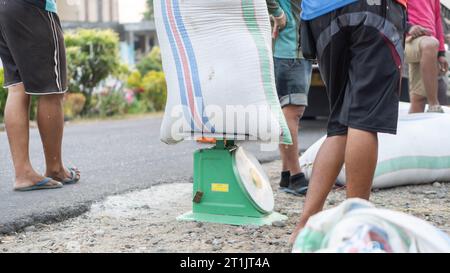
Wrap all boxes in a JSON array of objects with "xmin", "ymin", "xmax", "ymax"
[
  {"xmin": 0, "ymin": 179, "xmax": 194, "ymax": 235},
  {"xmin": 0, "ymin": 203, "xmax": 91, "ymax": 234},
  {"xmin": 0, "ymin": 152, "xmax": 291, "ymax": 234}
]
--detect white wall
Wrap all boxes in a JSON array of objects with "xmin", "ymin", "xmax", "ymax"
[{"xmin": 443, "ymin": 0, "xmax": 450, "ymax": 9}]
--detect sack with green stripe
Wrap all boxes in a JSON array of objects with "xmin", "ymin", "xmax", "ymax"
[
  {"xmin": 154, "ymin": 0, "xmax": 291, "ymax": 144},
  {"xmin": 300, "ymin": 111, "xmax": 450, "ymax": 189},
  {"xmin": 292, "ymin": 198, "xmax": 450, "ymax": 253}
]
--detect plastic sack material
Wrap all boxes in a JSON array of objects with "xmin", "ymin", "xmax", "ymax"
[
  {"xmin": 292, "ymin": 198, "xmax": 450, "ymax": 253},
  {"xmin": 398, "ymin": 102, "xmax": 450, "ymax": 115},
  {"xmin": 300, "ymin": 103, "xmax": 450, "ymax": 188},
  {"xmin": 235, "ymin": 147, "xmax": 274, "ymax": 213},
  {"xmin": 154, "ymin": 0, "xmax": 291, "ymax": 144}
]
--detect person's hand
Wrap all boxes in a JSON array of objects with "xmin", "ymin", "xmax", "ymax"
[
  {"xmin": 408, "ymin": 25, "xmax": 432, "ymax": 40},
  {"xmin": 446, "ymin": 34, "xmax": 450, "ymax": 45},
  {"xmin": 272, "ymin": 11, "xmax": 286, "ymax": 39},
  {"xmin": 439, "ymin": 56, "xmax": 449, "ymax": 74}
]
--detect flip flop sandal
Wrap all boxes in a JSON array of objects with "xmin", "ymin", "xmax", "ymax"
[
  {"xmin": 14, "ymin": 178, "xmax": 63, "ymax": 192},
  {"xmin": 58, "ymin": 167, "xmax": 81, "ymax": 185}
]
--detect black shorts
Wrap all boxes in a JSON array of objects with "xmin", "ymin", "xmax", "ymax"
[
  {"xmin": 0, "ymin": 0, "xmax": 67, "ymax": 95},
  {"xmin": 308, "ymin": 0, "xmax": 406, "ymax": 136}
]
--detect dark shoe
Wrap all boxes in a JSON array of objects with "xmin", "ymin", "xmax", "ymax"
[
  {"xmin": 285, "ymin": 173, "xmax": 308, "ymax": 196},
  {"xmin": 279, "ymin": 171, "xmax": 291, "ymax": 190}
]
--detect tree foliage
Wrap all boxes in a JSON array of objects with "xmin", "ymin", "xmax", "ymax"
[
  {"xmin": 65, "ymin": 29, "xmax": 121, "ymax": 113},
  {"xmin": 136, "ymin": 47, "xmax": 162, "ymax": 75},
  {"xmin": 141, "ymin": 71, "xmax": 167, "ymax": 111},
  {"xmin": 144, "ymin": 0, "xmax": 154, "ymax": 20}
]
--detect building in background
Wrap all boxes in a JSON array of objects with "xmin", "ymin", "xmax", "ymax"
[
  {"xmin": 57, "ymin": 0, "xmax": 157, "ymax": 65},
  {"xmin": 59, "ymin": 0, "xmax": 120, "ymax": 23},
  {"xmin": 443, "ymin": 0, "xmax": 450, "ymax": 20}
]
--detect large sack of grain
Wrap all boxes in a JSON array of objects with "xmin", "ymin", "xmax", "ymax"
[
  {"xmin": 398, "ymin": 102, "xmax": 450, "ymax": 116},
  {"xmin": 300, "ymin": 110, "xmax": 450, "ymax": 188},
  {"xmin": 292, "ymin": 199, "xmax": 450, "ymax": 253},
  {"xmin": 154, "ymin": 0, "xmax": 291, "ymax": 144}
]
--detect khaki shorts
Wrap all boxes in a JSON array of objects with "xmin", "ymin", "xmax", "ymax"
[{"xmin": 405, "ymin": 36, "xmax": 433, "ymax": 98}]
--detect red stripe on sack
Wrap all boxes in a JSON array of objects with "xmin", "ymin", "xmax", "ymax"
[{"xmin": 166, "ymin": 0, "xmax": 203, "ymax": 128}]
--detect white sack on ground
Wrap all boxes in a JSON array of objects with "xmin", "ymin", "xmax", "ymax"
[
  {"xmin": 398, "ymin": 102, "xmax": 450, "ymax": 116},
  {"xmin": 300, "ymin": 108, "xmax": 450, "ymax": 188},
  {"xmin": 292, "ymin": 198, "xmax": 450, "ymax": 253},
  {"xmin": 154, "ymin": 0, "xmax": 291, "ymax": 144}
]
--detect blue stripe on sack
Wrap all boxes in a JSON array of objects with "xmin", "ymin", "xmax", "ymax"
[
  {"xmin": 161, "ymin": 0, "xmax": 196, "ymax": 131},
  {"xmin": 172, "ymin": 0, "xmax": 215, "ymax": 133}
]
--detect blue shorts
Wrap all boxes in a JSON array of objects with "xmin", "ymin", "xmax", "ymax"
[{"xmin": 274, "ymin": 58, "xmax": 312, "ymax": 108}]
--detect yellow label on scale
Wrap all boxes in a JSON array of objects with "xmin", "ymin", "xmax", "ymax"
[{"xmin": 211, "ymin": 183, "xmax": 229, "ymax": 192}]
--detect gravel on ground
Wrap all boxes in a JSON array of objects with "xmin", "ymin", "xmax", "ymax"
[{"xmin": 1, "ymin": 160, "xmax": 449, "ymax": 253}]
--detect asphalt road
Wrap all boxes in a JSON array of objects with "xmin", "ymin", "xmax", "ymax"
[{"xmin": 0, "ymin": 116, "xmax": 326, "ymax": 233}]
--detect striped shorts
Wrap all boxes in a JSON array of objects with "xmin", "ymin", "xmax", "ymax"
[
  {"xmin": 307, "ymin": 0, "xmax": 406, "ymax": 136},
  {"xmin": 0, "ymin": 0, "xmax": 67, "ymax": 95}
]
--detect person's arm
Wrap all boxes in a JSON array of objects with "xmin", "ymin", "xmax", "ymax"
[
  {"xmin": 266, "ymin": 0, "xmax": 283, "ymax": 17},
  {"xmin": 435, "ymin": 0, "xmax": 446, "ymax": 56},
  {"xmin": 435, "ymin": 0, "xmax": 448, "ymax": 73},
  {"xmin": 266, "ymin": 0, "xmax": 286, "ymax": 39}
]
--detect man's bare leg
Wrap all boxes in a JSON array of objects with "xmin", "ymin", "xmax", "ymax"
[
  {"xmin": 420, "ymin": 37, "xmax": 440, "ymax": 107},
  {"xmin": 289, "ymin": 134, "xmax": 346, "ymax": 242},
  {"xmin": 37, "ymin": 94, "xmax": 80, "ymax": 181},
  {"xmin": 345, "ymin": 128, "xmax": 377, "ymax": 199},
  {"xmin": 290, "ymin": 128, "xmax": 378, "ymax": 243},
  {"xmin": 279, "ymin": 105, "xmax": 305, "ymax": 175},
  {"xmin": 4, "ymin": 84, "xmax": 60, "ymax": 189},
  {"xmin": 409, "ymin": 93, "xmax": 427, "ymax": 113}
]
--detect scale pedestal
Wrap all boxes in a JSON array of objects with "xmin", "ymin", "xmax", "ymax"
[{"xmin": 177, "ymin": 140, "xmax": 287, "ymax": 226}]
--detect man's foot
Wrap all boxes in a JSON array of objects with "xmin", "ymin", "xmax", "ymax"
[
  {"xmin": 427, "ymin": 105, "xmax": 445, "ymax": 113},
  {"xmin": 284, "ymin": 173, "xmax": 308, "ymax": 196},
  {"xmin": 46, "ymin": 167, "xmax": 81, "ymax": 185},
  {"xmin": 14, "ymin": 170, "xmax": 62, "ymax": 191},
  {"xmin": 279, "ymin": 170, "xmax": 290, "ymax": 190},
  {"xmin": 289, "ymin": 222, "xmax": 306, "ymax": 245}
]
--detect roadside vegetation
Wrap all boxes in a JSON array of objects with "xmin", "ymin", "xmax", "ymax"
[{"xmin": 0, "ymin": 28, "xmax": 167, "ymax": 123}]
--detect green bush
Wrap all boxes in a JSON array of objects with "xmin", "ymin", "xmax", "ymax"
[
  {"xmin": 0, "ymin": 69, "xmax": 6, "ymax": 121},
  {"xmin": 125, "ymin": 46, "xmax": 166, "ymax": 114},
  {"xmin": 64, "ymin": 93, "xmax": 86, "ymax": 119},
  {"xmin": 92, "ymin": 91, "xmax": 127, "ymax": 117},
  {"xmin": 65, "ymin": 29, "xmax": 121, "ymax": 114},
  {"xmin": 141, "ymin": 71, "xmax": 167, "ymax": 111},
  {"xmin": 126, "ymin": 100, "xmax": 149, "ymax": 114},
  {"xmin": 137, "ymin": 47, "xmax": 163, "ymax": 75},
  {"xmin": 125, "ymin": 69, "xmax": 167, "ymax": 112},
  {"xmin": 126, "ymin": 70, "xmax": 144, "ymax": 91}
]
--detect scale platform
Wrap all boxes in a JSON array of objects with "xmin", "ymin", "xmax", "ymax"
[{"xmin": 177, "ymin": 140, "xmax": 287, "ymax": 226}]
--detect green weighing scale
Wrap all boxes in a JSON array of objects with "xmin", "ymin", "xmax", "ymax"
[{"xmin": 178, "ymin": 140, "xmax": 287, "ymax": 226}]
